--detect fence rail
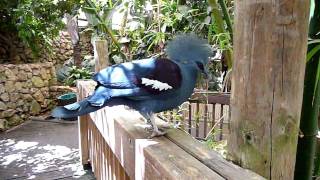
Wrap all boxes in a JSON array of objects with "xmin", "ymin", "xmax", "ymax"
[
  {"xmin": 163, "ymin": 92, "xmax": 230, "ymax": 141},
  {"xmin": 77, "ymin": 80, "xmax": 264, "ymax": 180}
]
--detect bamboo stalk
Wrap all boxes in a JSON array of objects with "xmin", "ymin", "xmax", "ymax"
[
  {"xmin": 295, "ymin": 1, "xmax": 320, "ymax": 179},
  {"xmin": 217, "ymin": 0, "xmax": 233, "ymax": 40},
  {"xmin": 208, "ymin": 0, "xmax": 233, "ymax": 68}
]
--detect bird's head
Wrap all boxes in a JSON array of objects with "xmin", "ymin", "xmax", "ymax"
[{"xmin": 165, "ymin": 33, "xmax": 213, "ymax": 78}]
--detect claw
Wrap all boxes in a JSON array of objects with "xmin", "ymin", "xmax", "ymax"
[{"xmin": 144, "ymin": 125, "xmax": 153, "ymax": 132}]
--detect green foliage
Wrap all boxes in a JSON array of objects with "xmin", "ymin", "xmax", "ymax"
[
  {"xmin": 0, "ymin": 0, "xmax": 80, "ymax": 54},
  {"xmin": 82, "ymin": 0, "xmax": 120, "ymax": 48},
  {"xmin": 64, "ymin": 66, "xmax": 93, "ymax": 86},
  {"xmin": 205, "ymin": 135, "xmax": 227, "ymax": 157}
]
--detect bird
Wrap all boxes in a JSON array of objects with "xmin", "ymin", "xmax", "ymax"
[{"xmin": 52, "ymin": 34, "xmax": 213, "ymax": 138}]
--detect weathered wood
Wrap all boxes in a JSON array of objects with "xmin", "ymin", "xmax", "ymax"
[
  {"xmin": 189, "ymin": 93, "xmax": 230, "ymax": 105},
  {"xmin": 165, "ymin": 129, "xmax": 265, "ymax": 180},
  {"xmin": 228, "ymin": 1, "xmax": 309, "ymax": 179},
  {"xmin": 94, "ymin": 40, "xmax": 109, "ymax": 72}
]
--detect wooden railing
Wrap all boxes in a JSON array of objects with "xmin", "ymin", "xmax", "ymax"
[
  {"xmin": 163, "ymin": 92, "xmax": 230, "ymax": 141},
  {"xmin": 78, "ymin": 80, "xmax": 264, "ymax": 180}
]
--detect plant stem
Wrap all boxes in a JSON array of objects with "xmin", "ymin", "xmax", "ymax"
[
  {"xmin": 217, "ymin": 0, "xmax": 233, "ymax": 41},
  {"xmin": 294, "ymin": 1, "xmax": 320, "ymax": 179},
  {"xmin": 208, "ymin": 0, "xmax": 233, "ymax": 68}
]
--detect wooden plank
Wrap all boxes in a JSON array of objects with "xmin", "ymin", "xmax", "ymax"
[
  {"xmin": 208, "ymin": 94, "xmax": 230, "ymax": 105},
  {"xmin": 229, "ymin": 1, "xmax": 309, "ymax": 179},
  {"xmin": 212, "ymin": 103, "xmax": 216, "ymax": 128},
  {"xmin": 189, "ymin": 93, "xmax": 230, "ymax": 105},
  {"xmin": 196, "ymin": 102, "xmax": 200, "ymax": 137},
  {"xmin": 204, "ymin": 104, "xmax": 208, "ymax": 137},
  {"xmin": 165, "ymin": 129, "xmax": 265, "ymax": 180},
  {"xmin": 135, "ymin": 137, "xmax": 225, "ymax": 180},
  {"xmin": 219, "ymin": 104, "xmax": 224, "ymax": 140}
]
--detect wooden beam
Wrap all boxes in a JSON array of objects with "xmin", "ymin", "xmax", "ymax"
[{"xmin": 228, "ymin": 1, "xmax": 309, "ymax": 179}]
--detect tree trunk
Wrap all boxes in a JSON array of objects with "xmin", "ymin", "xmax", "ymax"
[
  {"xmin": 94, "ymin": 40, "xmax": 109, "ymax": 72},
  {"xmin": 228, "ymin": 1, "xmax": 309, "ymax": 179},
  {"xmin": 66, "ymin": 14, "xmax": 81, "ymax": 67}
]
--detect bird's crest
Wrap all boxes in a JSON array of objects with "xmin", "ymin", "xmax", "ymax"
[{"xmin": 165, "ymin": 33, "xmax": 212, "ymax": 64}]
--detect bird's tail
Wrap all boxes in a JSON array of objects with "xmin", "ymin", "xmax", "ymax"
[
  {"xmin": 52, "ymin": 97, "xmax": 134, "ymax": 119},
  {"xmin": 51, "ymin": 98, "xmax": 104, "ymax": 119}
]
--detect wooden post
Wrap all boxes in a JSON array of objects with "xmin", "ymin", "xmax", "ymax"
[
  {"xmin": 94, "ymin": 40, "xmax": 109, "ymax": 72},
  {"xmin": 228, "ymin": 1, "xmax": 309, "ymax": 179},
  {"xmin": 77, "ymin": 81, "xmax": 89, "ymax": 166}
]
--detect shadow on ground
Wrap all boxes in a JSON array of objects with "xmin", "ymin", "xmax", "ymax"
[{"xmin": 0, "ymin": 119, "xmax": 95, "ymax": 180}]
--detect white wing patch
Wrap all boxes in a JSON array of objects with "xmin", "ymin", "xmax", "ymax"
[{"xmin": 141, "ymin": 78, "xmax": 173, "ymax": 91}]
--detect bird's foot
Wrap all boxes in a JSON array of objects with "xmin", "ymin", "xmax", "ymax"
[
  {"xmin": 148, "ymin": 129, "xmax": 166, "ymax": 139},
  {"xmin": 144, "ymin": 124, "xmax": 153, "ymax": 132}
]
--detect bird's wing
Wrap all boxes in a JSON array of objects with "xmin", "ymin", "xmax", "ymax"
[{"xmin": 87, "ymin": 57, "xmax": 182, "ymax": 106}]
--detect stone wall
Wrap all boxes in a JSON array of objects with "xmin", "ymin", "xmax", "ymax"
[
  {"xmin": 0, "ymin": 31, "xmax": 52, "ymax": 64},
  {"xmin": 0, "ymin": 30, "xmax": 93, "ymax": 66},
  {"xmin": 0, "ymin": 63, "xmax": 58, "ymax": 130}
]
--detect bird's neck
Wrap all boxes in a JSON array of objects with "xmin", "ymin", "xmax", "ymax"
[{"xmin": 180, "ymin": 64, "xmax": 198, "ymax": 93}]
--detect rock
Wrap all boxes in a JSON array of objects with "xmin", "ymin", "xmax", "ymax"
[
  {"xmin": 21, "ymin": 94, "xmax": 33, "ymax": 101},
  {"xmin": 23, "ymin": 104, "xmax": 29, "ymax": 112},
  {"xmin": 0, "ymin": 84, "xmax": 4, "ymax": 94},
  {"xmin": 16, "ymin": 108, "xmax": 23, "ymax": 112},
  {"xmin": 10, "ymin": 93, "xmax": 20, "ymax": 102},
  {"xmin": 7, "ymin": 102, "xmax": 17, "ymax": 109},
  {"xmin": 17, "ymin": 72, "xmax": 28, "ymax": 81},
  {"xmin": 30, "ymin": 100, "xmax": 41, "ymax": 115},
  {"xmin": 8, "ymin": 115, "xmax": 23, "ymax": 126},
  {"xmin": 27, "ymin": 73, "xmax": 32, "ymax": 79},
  {"xmin": 23, "ymin": 66, "xmax": 32, "ymax": 72},
  {"xmin": 33, "ymin": 90, "xmax": 45, "ymax": 102},
  {"xmin": 4, "ymin": 81, "xmax": 15, "ymax": 93},
  {"xmin": 1, "ymin": 109, "xmax": 15, "ymax": 118},
  {"xmin": 14, "ymin": 82, "xmax": 24, "ymax": 91},
  {"xmin": 17, "ymin": 99, "xmax": 24, "ymax": 107},
  {"xmin": 0, "ymin": 101, "xmax": 7, "ymax": 110},
  {"xmin": 30, "ymin": 88, "xmax": 37, "ymax": 94},
  {"xmin": 40, "ymin": 69, "xmax": 48, "ymax": 79},
  {"xmin": 0, "ymin": 93, "xmax": 9, "ymax": 102},
  {"xmin": 25, "ymin": 80, "xmax": 33, "ymax": 88},
  {"xmin": 0, "ymin": 119, "xmax": 8, "ymax": 131},
  {"xmin": 5, "ymin": 69, "xmax": 16, "ymax": 81},
  {"xmin": 41, "ymin": 87, "xmax": 50, "ymax": 97},
  {"xmin": 0, "ymin": 72, "xmax": 5, "ymax": 82},
  {"xmin": 31, "ymin": 76, "xmax": 44, "ymax": 87},
  {"xmin": 33, "ymin": 69, "xmax": 40, "ymax": 75}
]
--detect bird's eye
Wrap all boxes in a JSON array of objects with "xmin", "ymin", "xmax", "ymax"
[{"xmin": 196, "ymin": 62, "xmax": 204, "ymax": 71}]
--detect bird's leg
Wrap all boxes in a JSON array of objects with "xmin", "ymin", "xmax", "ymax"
[
  {"xmin": 142, "ymin": 117, "xmax": 153, "ymax": 132},
  {"xmin": 148, "ymin": 114, "xmax": 166, "ymax": 138}
]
